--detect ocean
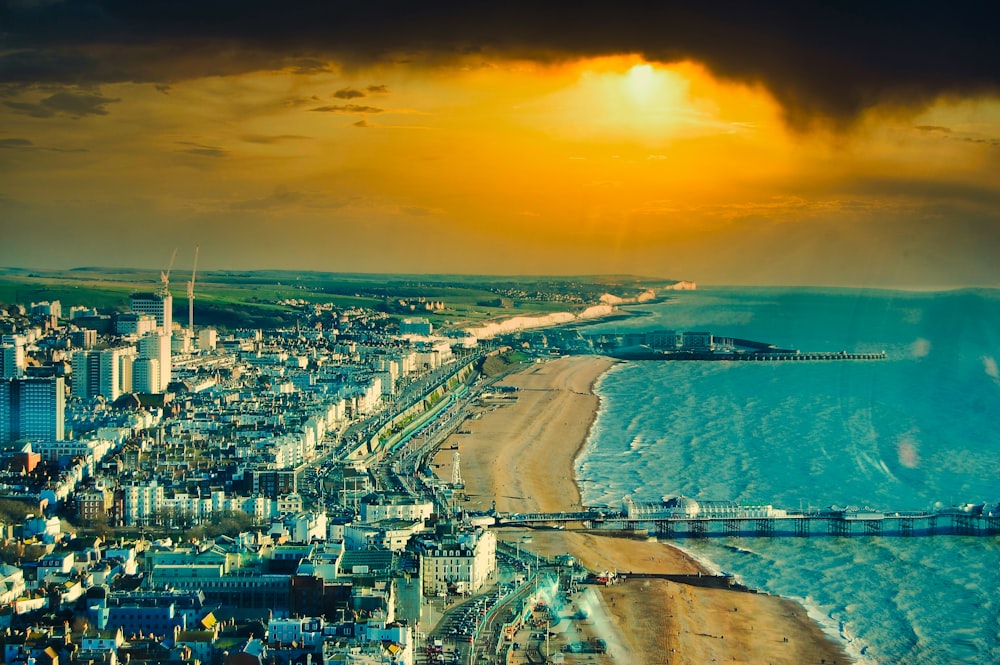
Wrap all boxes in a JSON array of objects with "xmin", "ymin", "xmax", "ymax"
[{"xmin": 575, "ymin": 287, "xmax": 1000, "ymax": 664}]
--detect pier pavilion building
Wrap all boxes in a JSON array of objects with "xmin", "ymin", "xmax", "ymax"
[{"xmin": 623, "ymin": 495, "xmax": 787, "ymax": 520}]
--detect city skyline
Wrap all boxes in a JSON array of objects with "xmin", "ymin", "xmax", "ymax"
[{"xmin": 2, "ymin": 3, "xmax": 999, "ymax": 288}]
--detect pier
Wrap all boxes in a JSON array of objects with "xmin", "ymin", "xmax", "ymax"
[
  {"xmin": 661, "ymin": 350, "xmax": 887, "ymax": 362},
  {"xmin": 590, "ymin": 328, "xmax": 887, "ymax": 362},
  {"xmin": 498, "ymin": 498, "xmax": 1000, "ymax": 539}
]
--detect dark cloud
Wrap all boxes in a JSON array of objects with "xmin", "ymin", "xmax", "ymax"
[
  {"xmin": 230, "ymin": 190, "xmax": 305, "ymax": 211},
  {"xmin": 0, "ymin": 2, "xmax": 997, "ymax": 127},
  {"xmin": 241, "ymin": 134, "xmax": 310, "ymax": 144},
  {"xmin": 0, "ymin": 137, "xmax": 34, "ymax": 148},
  {"xmin": 4, "ymin": 99, "xmax": 53, "ymax": 117},
  {"xmin": 353, "ymin": 119, "xmax": 371, "ymax": 128},
  {"xmin": 832, "ymin": 175, "xmax": 1000, "ymax": 213},
  {"xmin": 310, "ymin": 104, "xmax": 383, "ymax": 114},
  {"xmin": 402, "ymin": 206, "xmax": 434, "ymax": 216},
  {"xmin": 176, "ymin": 141, "xmax": 227, "ymax": 157},
  {"xmin": 289, "ymin": 58, "xmax": 332, "ymax": 74},
  {"xmin": 961, "ymin": 136, "xmax": 1000, "ymax": 147},
  {"xmin": 3, "ymin": 89, "xmax": 119, "ymax": 118},
  {"xmin": 333, "ymin": 87, "xmax": 366, "ymax": 99},
  {"xmin": 367, "ymin": 84, "xmax": 389, "ymax": 94},
  {"xmin": 0, "ymin": 136, "xmax": 88, "ymax": 152},
  {"xmin": 912, "ymin": 124, "xmax": 1000, "ymax": 147}
]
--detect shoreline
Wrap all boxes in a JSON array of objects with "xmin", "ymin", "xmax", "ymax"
[{"xmin": 435, "ymin": 354, "xmax": 852, "ymax": 664}]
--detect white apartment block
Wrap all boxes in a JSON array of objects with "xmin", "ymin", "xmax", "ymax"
[
  {"xmin": 353, "ymin": 376, "xmax": 383, "ymax": 415},
  {"xmin": 360, "ymin": 495, "xmax": 433, "ymax": 524},
  {"xmin": 268, "ymin": 617, "xmax": 326, "ymax": 648},
  {"xmin": 123, "ymin": 480, "xmax": 166, "ymax": 525},
  {"xmin": 197, "ymin": 328, "xmax": 218, "ymax": 351},
  {"xmin": 138, "ymin": 332, "xmax": 171, "ymax": 392},
  {"xmin": 115, "ymin": 313, "xmax": 158, "ymax": 336},
  {"xmin": 0, "ymin": 342, "xmax": 25, "ymax": 379},
  {"xmin": 420, "ymin": 527, "xmax": 496, "ymax": 596},
  {"xmin": 345, "ymin": 520, "xmax": 423, "ymax": 552},
  {"xmin": 269, "ymin": 511, "xmax": 328, "ymax": 543},
  {"xmin": 33, "ymin": 437, "xmax": 112, "ymax": 464},
  {"xmin": 132, "ymin": 357, "xmax": 160, "ymax": 394},
  {"xmin": 71, "ymin": 347, "xmax": 135, "ymax": 400}
]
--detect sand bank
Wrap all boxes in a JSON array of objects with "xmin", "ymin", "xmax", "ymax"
[{"xmin": 435, "ymin": 354, "xmax": 850, "ymax": 664}]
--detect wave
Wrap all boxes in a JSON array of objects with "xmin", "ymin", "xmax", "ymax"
[
  {"xmin": 576, "ymin": 288, "xmax": 1000, "ymax": 663},
  {"xmin": 789, "ymin": 594, "xmax": 878, "ymax": 665}
]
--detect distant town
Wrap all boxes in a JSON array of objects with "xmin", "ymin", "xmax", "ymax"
[{"xmin": 0, "ymin": 267, "xmax": 707, "ymax": 665}]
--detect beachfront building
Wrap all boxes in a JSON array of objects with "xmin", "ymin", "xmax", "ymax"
[
  {"xmin": 344, "ymin": 519, "xmax": 424, "ymax": 552},
  {"xmin": 416, "ymin": 521, "xmax": 496, "ymax": 597},
  {"xmin": 359, "ymin": 493, "xmax": 434, "ymax": 524}
]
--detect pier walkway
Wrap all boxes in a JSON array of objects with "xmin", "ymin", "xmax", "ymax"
[
  {"xmin": 657, "ymin": 350, "xmax": 887, "ymax": 362},
  {"xmin": 498, "ymin": 504, "xmax": 1000, "ymax": 539}
]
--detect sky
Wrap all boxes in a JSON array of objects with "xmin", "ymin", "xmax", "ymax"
[{"xmin": 1, "ymin": 1, "xmax": 999, "ymax": 288}]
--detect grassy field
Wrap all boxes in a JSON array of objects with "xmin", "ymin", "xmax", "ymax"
[{"xmin": 0, "ymin": 268, "xmax": 680, "ymax": 331}]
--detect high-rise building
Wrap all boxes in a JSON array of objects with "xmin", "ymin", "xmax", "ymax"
[
  {"xmin": 0, "ymin": 377, "xmax": 65, "ymax": 443},
  {"xmin": 99, "ymin": 349, "xmax": 121, "ymax": 400},
  {"xmin": 0, "ymin": 381, "xmax": 10, "ymax": 441},
  {"xmin": 171, "ymin": 330, "xmax": 192, "ymax": 355},
  {"xmin": 197, "ymin": 328, "xmax": 217, "ymax": 351},
  {"xmin": 1, "ymin": 342, "xmax": 25, "ymax": 379},
  {"xmin": 69, "ymin": 306, "xmax": 97, "ymax": 320},
  {"xmin": 69, "ymin": 329, "xmax": 98, "ymax": 349},
  {"xmin": 30, "ymin": 301, "xmax": 62, "ymax": 320},
  {"xmin": 71, "ymin": 347, "xmax": 135, "ymax": 400},
  {"xmin": 132, "ymin": 357, "xmax": 160, "ymax": 394},
  {"xmin": 116, "ymin": 313, "xmax": 158, "ymax": 336},
  {"xmin": 71, "ymin": 350, "xmax": 100, "ymax": 399},
  {"xmin": 130, "ymin": 292, "xmax": 173, "ymax": 334},
  {"xmin": 138, "ymin": 333, "xmax": 171, "ymax": 392}
]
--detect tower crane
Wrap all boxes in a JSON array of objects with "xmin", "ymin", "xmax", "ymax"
[
  {"xmin": 160, "ymin": 248, "xmax": 178, "ymax": 295},
  {"xmin": 188, "ymin": 245, "xmax": 199, "ymax": 334}
]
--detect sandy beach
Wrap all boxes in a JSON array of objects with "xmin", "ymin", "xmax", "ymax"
[{"xmin": 434, "ymin": 355, "xmax": 850, "ymax": 665}]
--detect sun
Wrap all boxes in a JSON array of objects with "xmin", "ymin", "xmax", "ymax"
[
  {"xmin": 522, "ymin": 58, "xmax": 724, "ymax": 143},
  {"xmin": 624, "ymin": 63, "xmax": 660, "ymax": 105}
]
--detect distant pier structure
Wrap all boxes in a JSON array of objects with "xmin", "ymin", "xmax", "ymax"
[{"xmin": 585, "ymin": 329, "xmax": 886, "ymax": 361}]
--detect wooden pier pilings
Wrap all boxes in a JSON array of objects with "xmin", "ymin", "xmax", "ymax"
[
  {"xmin": 503, "ymin": 507, "xmax": 1000, "ymax": 539},
  {"xmin": 624, "ymin": 512, "xmax": 1000, "ymax": 539}
]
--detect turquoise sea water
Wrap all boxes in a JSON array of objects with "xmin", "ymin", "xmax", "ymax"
[{"xmin": 576, "ymin": 287, "xmax": 1000, "ymax": 664}]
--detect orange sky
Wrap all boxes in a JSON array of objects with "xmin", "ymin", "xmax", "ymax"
[{"xmin": 2, "ymin": 52, "xmax": 999, "ymax": 287}]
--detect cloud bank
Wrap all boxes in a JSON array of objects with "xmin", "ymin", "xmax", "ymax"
[{"xmin": 1, "ymin": 2, "xmax": 997, "ymax": 126}]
